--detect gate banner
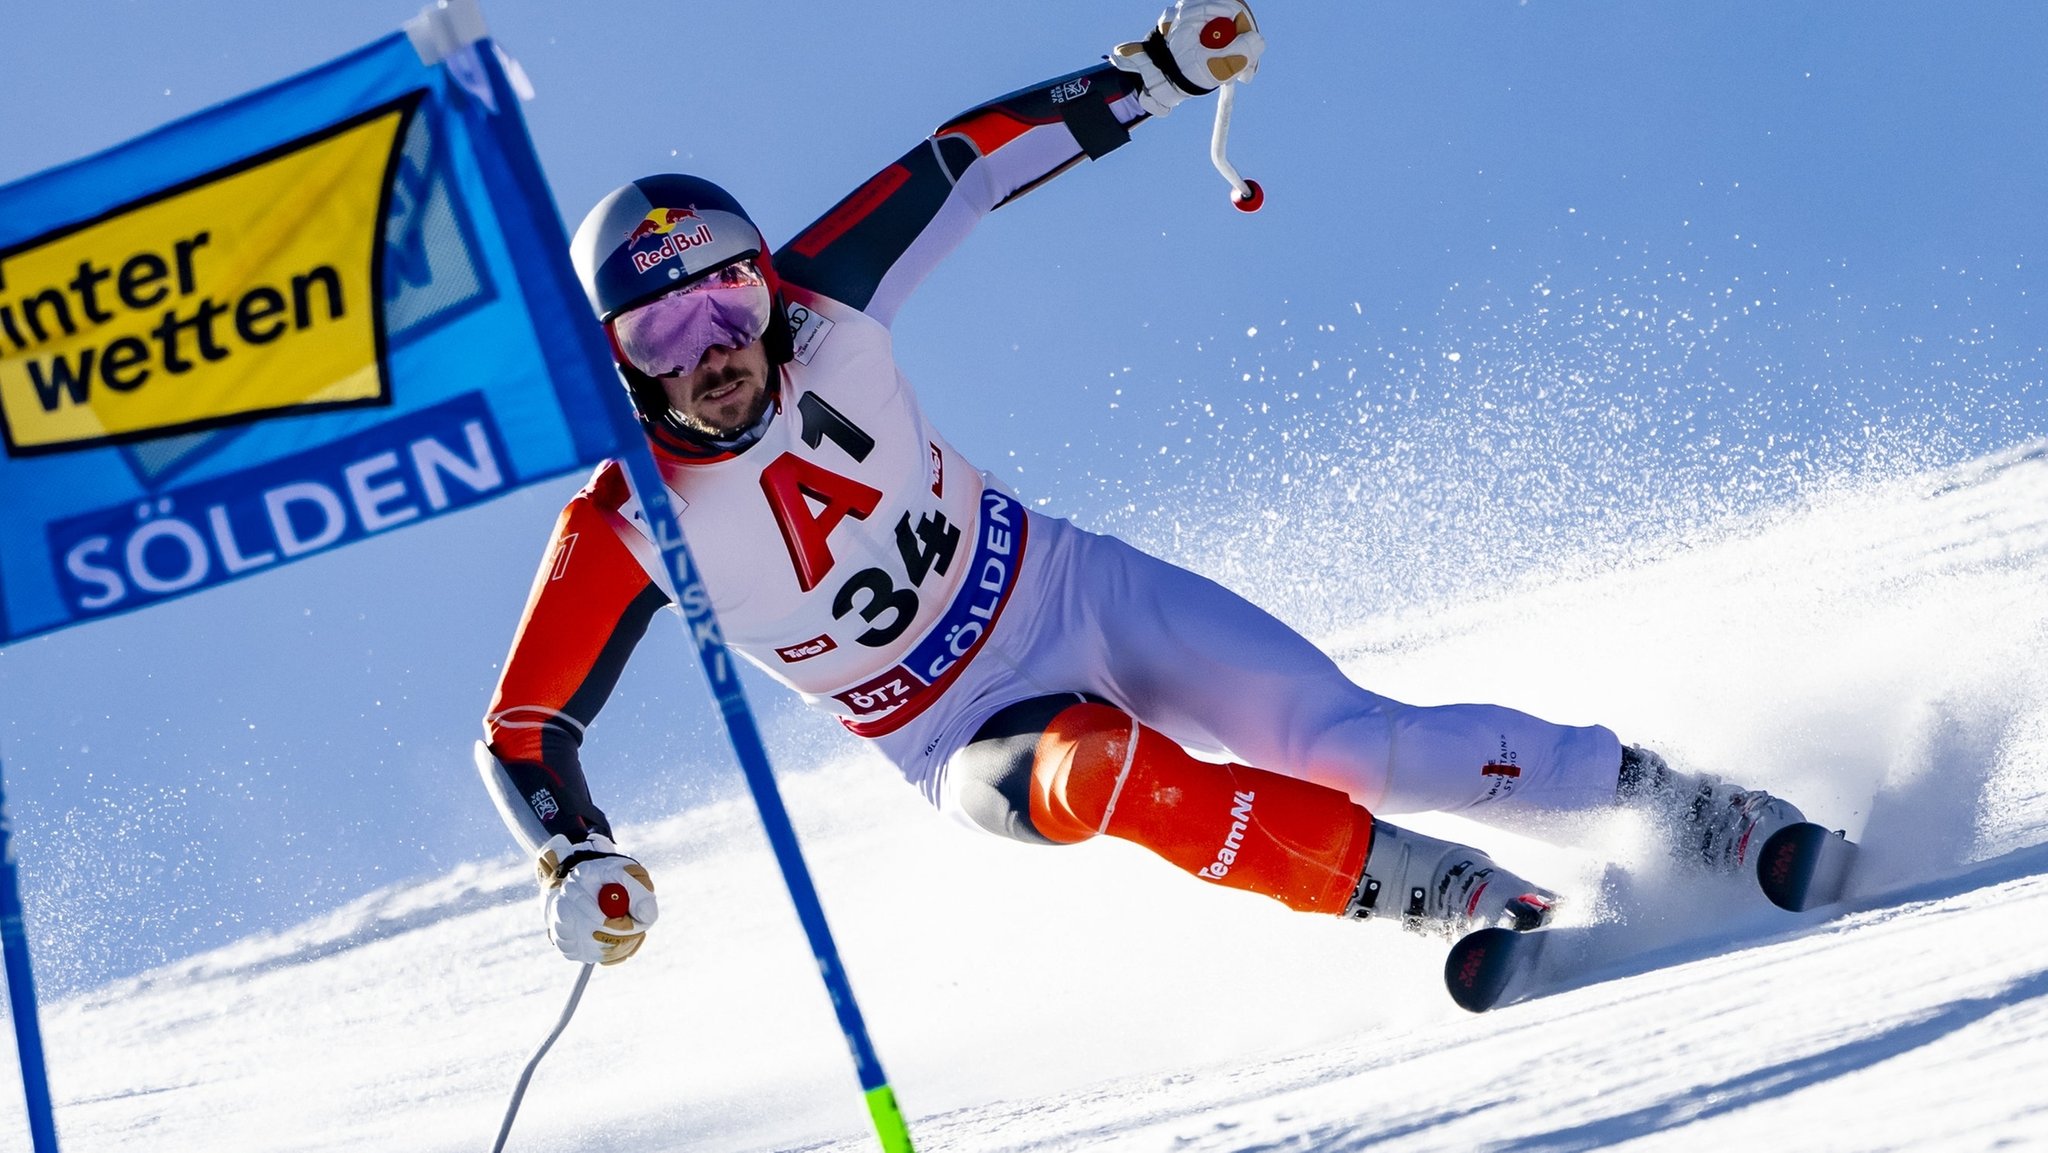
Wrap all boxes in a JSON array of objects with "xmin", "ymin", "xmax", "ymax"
[{"xmin": 0, "ymin": 29, "xmax": 620, "ymax": 642}]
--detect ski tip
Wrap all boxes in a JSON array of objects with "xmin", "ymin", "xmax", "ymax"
[
  {"xmin": 1756, "ymin": 822, "xmax": 1859, "ymax": 912},
  {"xmin": 1444, "ymin": 926, "xmax": 1526, "ymax": 1014}
]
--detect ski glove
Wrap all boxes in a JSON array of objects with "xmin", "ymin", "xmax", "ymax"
[
  {"xmin": 1110, "ymin": 0, "xmax": 1265, "ymax": 118},
  {"xmin": 536, "ymin": 833, "xmax": 658, "ymax": 965}
]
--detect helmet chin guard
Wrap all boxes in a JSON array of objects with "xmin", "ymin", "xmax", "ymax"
[{"xmin": 571, "ymin": 174, "xmax": 794, "ymax": 448}]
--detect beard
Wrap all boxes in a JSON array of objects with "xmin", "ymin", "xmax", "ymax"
[{"xmin": 673, "ymin": 362, "xmax": 772, "ymax": 440}]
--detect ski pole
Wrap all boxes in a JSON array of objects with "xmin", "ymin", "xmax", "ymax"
[
  {"xmin": 462, "ymin": 37, "xmax": 915, "ymax": 1153},
  {"xmin": 490, "ymin": 962, "xmax": 594, "ymax": 1153},
  {"xmin": 612, "ymin": 464, "xmax": 917, "ymax": 1153},
  {"xmin": 488, "ymin": 883, "xmax": 626, "ymax": 1152},
  {"xmin": 1203, "ymin": 15, "xmax": 1263, "ymax": 212},
  {"xmin": 0, "ymin": 750, "xmax": 60, "ymax": 1153}
]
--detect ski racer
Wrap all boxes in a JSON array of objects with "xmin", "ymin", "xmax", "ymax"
[{"xmin": 478, "ymin": 0, "xmax": 1809, "ymax": 967}]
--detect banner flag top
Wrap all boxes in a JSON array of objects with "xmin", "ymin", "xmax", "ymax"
[{"xmin": 0, "ymin": 15, "xmax": 621, "ymax": 643}]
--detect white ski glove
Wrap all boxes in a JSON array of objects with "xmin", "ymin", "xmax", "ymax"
[
  {"xmin": 536, "ymin": 833, "xmax": 659, "ymax": 965},
  {"xmin": 1111, "ymin": 0, "xmax": 1265, "ymax": 117}
]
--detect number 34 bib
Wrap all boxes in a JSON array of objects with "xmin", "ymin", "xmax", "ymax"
[{"xmin": 654, "ymin": 293, "xmax": 1024, "ymax": 735}]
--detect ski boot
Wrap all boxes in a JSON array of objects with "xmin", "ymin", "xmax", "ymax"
[
  {"xmin": 1343, "ymin": 820, "xmax": 1557, "ymax": 939},
  {"xmin": 1617, "ymin": 745, "xmax": 1806, "ymax": 873}
]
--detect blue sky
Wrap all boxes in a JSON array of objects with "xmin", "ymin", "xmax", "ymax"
[{"xmin": 1, "ymin": 1, "xmax": 2043, "ymax": 991}]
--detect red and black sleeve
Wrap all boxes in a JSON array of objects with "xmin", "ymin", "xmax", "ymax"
[
  {"xmin": 772, "ymin": 62, "xmax": 1147, "ymax": 327},
  {"xmin": 481, "ymin": 461, "xmax": 671, "ymax": 845}
]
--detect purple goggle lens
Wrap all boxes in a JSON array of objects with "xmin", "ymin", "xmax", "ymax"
[{"xmin": 609, "ymin": 261, "xmax": 771, "ymax": 378}]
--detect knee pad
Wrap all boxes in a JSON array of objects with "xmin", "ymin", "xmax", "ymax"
[
  {"xmin": 1029, "ymin": 702, "xmax": 1376, "ymax": 914},
  {"xmin": 1029, "ymin": 702, "xmax": 1141, "ymax": 844}
]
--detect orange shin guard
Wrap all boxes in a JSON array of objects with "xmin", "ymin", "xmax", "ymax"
[{"xmin": 1029, "ymin": 702, "xmax": 1373, "ymax": 914}]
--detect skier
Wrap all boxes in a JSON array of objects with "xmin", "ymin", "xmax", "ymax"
[{"xmin": 478, "ymin": 0, "xmax": 1807, "ymax": 967}]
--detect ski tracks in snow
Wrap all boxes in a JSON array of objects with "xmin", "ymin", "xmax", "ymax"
[{"xmin": 10, "ymin": 445, "xmax": 2048, "ymax": 1151}]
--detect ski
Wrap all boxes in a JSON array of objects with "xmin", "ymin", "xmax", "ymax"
[
  {"xmin": 1755, "ymin": 822, "xmax": 1859, "ymax": 912},
  {"xmin": 1444, "ymin": 926, "xmax": 1557, "ymax": 1013},
  {"xmin": 1445, "ymin": 825, "xmax": 1862, "ymax": 1012}
]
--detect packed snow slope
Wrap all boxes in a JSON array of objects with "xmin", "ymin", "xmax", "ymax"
[{"xmin": 6, "ymin": 440, "xmax": 2048, "ymax": 1152}]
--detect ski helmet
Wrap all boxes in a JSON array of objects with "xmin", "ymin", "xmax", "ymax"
[{"xmin": 570, "ymin": 174, "xmax": 794, "ymax": 447}]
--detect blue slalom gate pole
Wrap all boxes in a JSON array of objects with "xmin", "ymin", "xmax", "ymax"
[
  {"xmin": 460, "ymin": 35, "xmax": 913, "ymax": 1153},
  {"xmin": 0, "ymin": 750, "xmax": 60, "ymax": 1152},
  {"xmin": 624, "ymin": 490, "xmax": 916, "ymax": 1150}
]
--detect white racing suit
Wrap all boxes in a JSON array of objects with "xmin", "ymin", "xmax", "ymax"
[{"xmin": 480, "ymin": 59, "xmax": 1622, "ymax": 867}]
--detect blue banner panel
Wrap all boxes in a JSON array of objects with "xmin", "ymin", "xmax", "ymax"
[
  {"xmin": 47, "ymin": 393, "xmax": 510, "ymax": 621},
  {"xmin": 0, "ymin": 34, "xmax": 621, "ymax": 642}
]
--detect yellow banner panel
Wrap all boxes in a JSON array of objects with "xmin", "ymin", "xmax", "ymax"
[{"xmin": 0, "ymin": 99, "xmax": 414, "ymax": 454}]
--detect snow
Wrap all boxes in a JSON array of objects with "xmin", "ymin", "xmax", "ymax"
[{"xmin": 6, "ymin": 441, "xmax": 2048, "ymax": 1151}]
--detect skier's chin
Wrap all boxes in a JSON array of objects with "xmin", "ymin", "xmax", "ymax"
[
  {"xmin": 666, "ymin": 348, "xmax": 770, "ymax": 439},
  {"xmin": 679, "ymin": 375, "xmax": 768, "ymax": 439}
]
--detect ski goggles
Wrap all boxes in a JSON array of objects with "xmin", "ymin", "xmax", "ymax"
[{"xmin": 607, "ymin": 259, "xmax": 772, "ymax": 378}]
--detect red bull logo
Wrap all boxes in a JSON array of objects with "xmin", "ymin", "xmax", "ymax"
[
  {"xmin": 625, "ymin": 207, "xmax": 702, "ymax": 245},
  {"xmin": 625, "ymin": 207, "xmax": 715, "ymax": 274}
]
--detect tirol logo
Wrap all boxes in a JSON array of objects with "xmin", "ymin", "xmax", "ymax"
[
  {"xmin": 775, "ymin": 633, "xmax": 838, "ymax": 663},
  {"xmin": 0, "ymin": 95, "xmax": 416, "ymax": 457},
  {"xmin": 625, "ymin": 207, "xmax": 714, "ymax": 274}
]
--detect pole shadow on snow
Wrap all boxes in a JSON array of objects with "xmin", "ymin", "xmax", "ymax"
[
  {"xmin": 1213, "ymin": 1102, "xmax": 1505, "ymax": 1153},
  {"xmin": 1484, "ymin": 964, "xmax": 2048, "ymax": 1153}
]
